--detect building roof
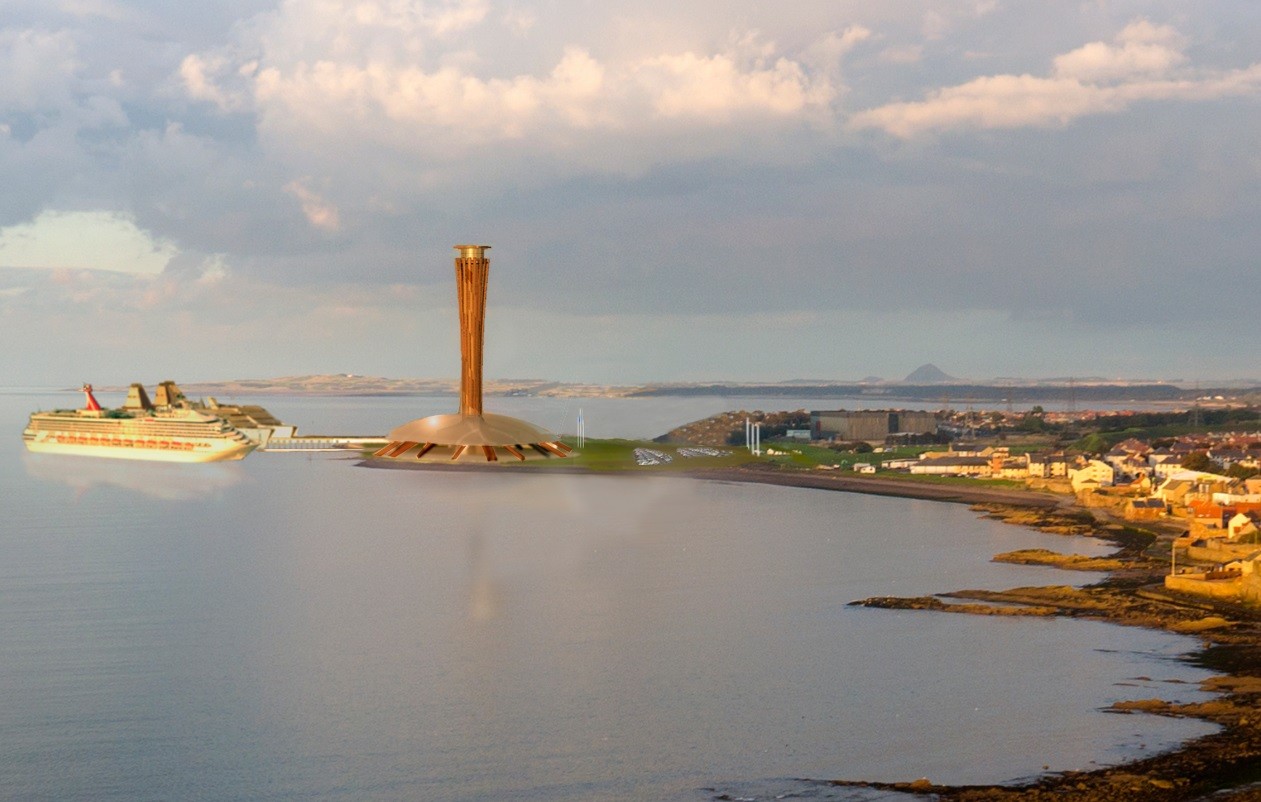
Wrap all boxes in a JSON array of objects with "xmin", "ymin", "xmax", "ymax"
[
  {"xmin": 1110, "ymin": 438, "xmax": 1151, "ymax": 455},
  {"xmin": 1211, "ymin": 449, "xmax": 1247, "ymax": 461},
  {"xmin": 1028, "ymin": 451, "xmax": 1069, "ymax": 463},
  {"xmin": 918, "ymin": 456, "xmax": 990, "ymax": 467}
]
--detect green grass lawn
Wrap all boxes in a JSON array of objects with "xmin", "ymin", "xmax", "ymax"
[
  {"xmin": 755, "ymin": 439, "xmax": 1026, "ymax": 489},
  {"xmin": 513, "ymin": 438, "xmax": 757, "ymax": 472},
  {"xmin": 364, "ymin": 437, "xmax": 1027, "ymax": 490},
  {"xmin": 758, "ymin": 440, "xmax": 935, "ymax": 470}
]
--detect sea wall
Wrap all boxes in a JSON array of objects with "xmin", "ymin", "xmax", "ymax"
[
  {"xmin": 1025, "ymin": 478, "xmax": 1073, "ymax": 494},
  {"xmin": 1186, "ymin": 543, "xmax": 1258, "ymax": 564},
  {"xmin": 1075, "ymin": 490, "xmax": 1128, "ymax": 512},
  {"xmin": 1247, "ymin": 572, "xmax": 1261, "ymax": 605},
  {"xmin": 1165, "ymin": 572, "xmax": 1261, "ymax": 605},
  {"xmin": 1164, "ymin": 574, "xmax": 1244, "ymax": 601}
]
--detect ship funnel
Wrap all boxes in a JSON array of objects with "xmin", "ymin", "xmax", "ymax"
[
  {"xmin": 124, "ymin": 383, "xmax": 154, "ymax": 411},
  {"xmin": 154, "ymin": 381, "xmax": 186, "ymax": 408},
  {"xmin": 81, "ymin": 383, "xmax": 102, "ymax": 412}
]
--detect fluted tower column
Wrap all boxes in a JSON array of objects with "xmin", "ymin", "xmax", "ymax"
[
  {"xmin": 454, "ymin": 244, "xmax": 490, "ymax": 416},
  {"xmin": 375, "ymin": 243, "xmax": 571, "ymax": 462}
]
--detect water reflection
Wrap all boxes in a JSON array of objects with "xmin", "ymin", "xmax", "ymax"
[
  {"xmin": 22, "ymin": 451, "xmax": 244, "ymax": 500},
  {"xmin": 457, "ymin": 475, "xmax": 691, "ymax": 624},
  {"xmin": 466, "ymin": 531, "xmax": 502, "ymax": 622}
]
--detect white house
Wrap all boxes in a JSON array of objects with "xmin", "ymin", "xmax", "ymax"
[
  {"xmin": 1228, "ymin": 512, "xmax": 1259, "ymax": 542},
  {"xmin": 910, "ymin": 456, "xmax": 992, "ymax": 477},
  {"xmin": 1149, "ymin": 452, "xmax": 1185, "ymax": 480},
  {"xmin": 882, "ymin": 458, "xmax": 919, "ymax": 471},
  {"xmin": 1069, "ymin": 459, "xmax": 1114, "ymax": 492},
  {"xmin": 1027, "ymin": 452, "xmax": 1070, "ymax": 478}
]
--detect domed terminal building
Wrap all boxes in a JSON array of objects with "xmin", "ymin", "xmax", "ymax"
[{"xmin": 373, "ymin": 245, "xmax": 572, "ymax": 463}]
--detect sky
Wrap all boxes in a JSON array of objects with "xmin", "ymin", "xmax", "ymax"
[{"xmin": 1, "ymin": 0, "xmax": 1258, "ymax": 386}]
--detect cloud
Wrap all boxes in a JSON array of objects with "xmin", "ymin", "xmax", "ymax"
[
  {"xmin": 420, "ymin": 0, "xmax": 489, "ymax": 36},
  {"xmin": 1, "ymin": 1, "xmax": 1259, "ymax": 385},
  {"xmin": 0, "ymin": 210, "xmax": 177, "ymax": 274},
  {"xmin": 878, "ymin": 45, "xmax": 923, "ymax": 65},
  {"xmin": 501, "ymin": 7, "xmax": 535, "ymax": 36},
  {"xmin": 851, "ymin": 74, "xmax": 1117, "ymax": 137},
  {"xmin": 245, "ymin": 40, "xmax": 836, "ymax": 133},
  {"xmin": 179, "ymin": 2, "xmax": 862, "ymax": 176},
  {"xmin": 57, "ymin": 0, "xmax": 127, "ymax": 21},
  {"xmin": 921, "ymin": 0, "xmax": 997, "ymax": 41},
  {"xmin": 0, "ymin": 28, "xmax": 78, "ymax": 110},
  {"xmin": 179, "ymin": 54, "xmax": 244, "ymax": 112},
  {"xmin": 249, "ymin": 45, "xmax": 613, "ymax": 142},
  {"xmin": 1052, "ymin": 20, "xmax": 1186, "ymax": 82},
  {"xmin": 284, "ymin": 180, "xmax": 341, "ymax": 231},
  {"xmin": 850, "ymin": 19, "xmax": 1261, "ymax": 137},
  {"xmin": 638, "ymin": 48, "xmax": 833, "ymax": 119},
  {"xmin": 340, "ymin": 0, "xmax": 489, "ymax": 38}
]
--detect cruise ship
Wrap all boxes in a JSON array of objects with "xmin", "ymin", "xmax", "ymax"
[{"xmin": 23, "ymin": 382, "xmax": 258, "ymax": 462}]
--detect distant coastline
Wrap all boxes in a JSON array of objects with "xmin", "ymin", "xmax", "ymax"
[{"xmin": 93, "ymin": 374, "xmax": 1261, "ymax": 405}]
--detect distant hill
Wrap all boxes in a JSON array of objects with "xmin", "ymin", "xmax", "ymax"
[{"xmin": 904, "ymin": 364, "xmax": 957, "ymax": 384}]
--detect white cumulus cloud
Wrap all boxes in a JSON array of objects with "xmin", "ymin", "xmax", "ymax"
[
  {"xmin": 1052, "ymin": 20, "xmax": 1187, "ymax": 83},
  {"xmin": 284, "ymin": 180, "xmax": 342, "ymax": 231},
  {"xmin": 179, "ymin": 54, "xmax": 245, "ymax": 112},
  {"xmin": 850, "ymin": 19, "xmax": 1261, "ymax": 138},
  {"xmin": 178, "ymin": 0, "xmax": 860, "ymax": 175},
  {"xmin": 0, "ymin": 210, "xmax": 178, "ymax": 275}
]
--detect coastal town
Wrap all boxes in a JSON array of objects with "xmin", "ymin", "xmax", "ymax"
[
  {"xmin": 643, "ymin": 404, "xmax": 1261, "ymax": 800},
  {"xmin": 661, "ymin": 406, "xmax": 1261, "ymax": 609},
  {"xmin": 883, "ymin": 431, "xmax": 1261, "ymax": 606}
]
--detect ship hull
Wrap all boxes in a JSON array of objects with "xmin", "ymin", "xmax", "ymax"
[{"xmin": 23, "ymin": 438, "xmax": 256, "ymax": 462}]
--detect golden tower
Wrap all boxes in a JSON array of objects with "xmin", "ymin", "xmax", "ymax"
[{"xmin": 373, "ymin": 245, "xmax": 572, "ymax": 462}]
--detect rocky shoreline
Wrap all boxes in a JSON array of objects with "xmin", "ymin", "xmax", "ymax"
[{"xmin": 837, "ymin": 499, "xmax": 1261, "ymax": 802}]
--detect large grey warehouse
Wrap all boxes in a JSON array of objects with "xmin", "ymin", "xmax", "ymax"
[{"xmin": 810, "ymin": 410, "xmax": 939, "ymax": 441}]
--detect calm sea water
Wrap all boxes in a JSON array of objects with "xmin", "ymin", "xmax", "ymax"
[
  {"xmin": 185, "ymin": 393, "xmax": 1150, "ymax": 440},
  {"xmin": 0, "ymin": 391, "xmax": 1219, "ymax": 801}
]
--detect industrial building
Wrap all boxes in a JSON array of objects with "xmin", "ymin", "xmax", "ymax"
[{"xmin": 810, "ymin": 410, "xmax": 938, "ymax": 442}]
